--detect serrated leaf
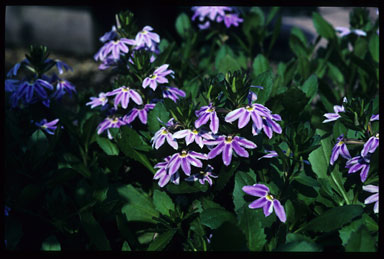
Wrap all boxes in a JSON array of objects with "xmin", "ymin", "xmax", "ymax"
[
  {"xmin": 313, "ymin": 12, "xmax": 335, "ymax": 40},
  {"xmin": 147, "ymin": 229, "xmax": 176, "ymax": 251},
  {"xmin": 153, "ymin": 189, "xmax": 175, "ymax": 216},
  {"xmin": 237, "ymin": 205, "xmax": 267, "ymax": 251},
  {"xmin": 200, "ymin": 208, "xmax": 236, "ymax": 229},
  {"xmin": 117, "ymin": 185, "xmax": 159, "ymax": 223},
  {"xmin": 301, "ymin": 205, "xmax": 363, "ymax": 232},
  {"xmin": 96, "ymin": 136, "xmax": 119, "ymax": 156}
]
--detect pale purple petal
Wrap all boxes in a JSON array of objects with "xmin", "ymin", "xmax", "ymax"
[
  {"xmin": 238, "ymin": 111, "xmax": 251, "ymax": 128},
  {"xmin": 232, "ymin": 140, "xmax": 249, "ymax": 157},
  {"xmin": 129, "ymin": 89, "xmax": 143, "ymax": 105},
  {"xmin": 210, "ymin": 112, "xmax": 219, "ymax": 134},
  {"xmin": 181, "ymin": 158, "xmax": 191, "ymax": 175},
  {"xmin": 166, "ymin": 134, "xmax": 179, "ymax": 150},
  {"xmin": 225, "ymin": 108, "xmax": 245, "ymax": 122},
  {"xmin": 362, "ymin": 185, "xmax": 378, "ymax": 193},
  {"xmin": 263, "ymin": 201, "xmax": 274, "ymax": 217},
  {"xmin": 207, "ymin": 141, "xmax": 225, "ymax": 159},
  {"xmin": 242, "ymin": 185, "xmax": 269, "ymax": 197},
  {"xmin": 273, "ymin": 200, "xmax": 287, "ymax": 223},
  {"xmin": 222, "ymin": 143, "xmax": 233, "ymax": 166},
  {"xmin": 248, "ymin": 197, "xmax": 268, "ymax": 209},
  {"xmin": 364, "ymin": 193, "xmax": 378, "ymax": 204}
]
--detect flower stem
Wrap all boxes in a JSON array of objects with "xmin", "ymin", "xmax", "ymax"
[{"xmin": 330, "ymin": 172, "xmax": 350, "ymax": 205}]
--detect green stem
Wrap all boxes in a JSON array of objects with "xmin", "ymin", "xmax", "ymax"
[{"xmin": 330, "ymin": 172, "xmax": 350, "ymax": 205}]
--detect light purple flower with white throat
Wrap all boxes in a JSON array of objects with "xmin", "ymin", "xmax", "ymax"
[
  {"xmin": 361, "ymin": 134, "xmax": 379, "ymax": 157},
  {"xmin": 86, "ymin": 92, "xmax": 109, "ymax": 109},
  {"xmin": 185, "ymin": 164, "xmax": 218, "ymax": 186},
  {"xmin": 142, "ymin": 64, "xmax": 174, "ymax": 91},
  {"xmin": 330, "ymin": 134, "xmax": 351, "ymax": 165},
  {"xmin": 94, "ymin": 38, "xmax": 136, "ymax": 61},
  {"xmin": 323, "ymin": 104, "xmax": 345, "ymax": 123},
  {"xmin": 107, "ymin": 86, "xmax": 143, "ymax": 109},
  {"xmin": 97, "ymin": 116, "xmax": 126, "ymax": 135},
  {"xmin": 123, "ymin": 103, "xmax": 156, "ymax": 124},
  {"xmin": 167, "ymin": 150, "xmax": 208, "ymax": 176},
  {"xmin": 370, "ymin": 114, "xmax": 379, "ymax": 121},
  {"xmin": 50, "ymin": 75, "xmax": 76, "ymax": 100},
  {"xmin": 346, "ymin": 155, "xmax": 371, "ymax": 182},
  {"xmin": 162, "ymin": 86, "xmax": 186, "ymax": 102},
  {"xmin": 335, "ymin": 26, "xmax": 367, "ymax": 37},
  {"xmin": 191, "ymin": 6, "xmax": 232, "ymax": 22},
  {"xmin": 225, "ymin": 103, "xmax": 271, "ymax": 130},
  {"xmin": 195, "ymin": 103, "xmax": 219, "ymax": 134},
  {"xmin": 135, "ymin": 26, "xmax": 160, "ymax": 49},
  {"xmin": 242, "ymin": 183, "xmax": 286, "ymax": 223},
  {"xmin": 151, "ymin": 125, "xmax": 178, "ymax": 150},
  {"xmin": 205, "ymin": 135, "xmax": 257, "ymax": 166},
  {"xmin": 153, "ymin": 156, "xmax": 180, "ymax": 188},
  {"xmin": 362, "ymin": 185, "xmax": 378, "ymax": 214},
  {"xmin": 216, "ymin": 13, "xmax": 243, "ymax": 28},
  {"xmin": 172, "ymin": 128, "xmax": 207, "ymax": 148},
  {"xmin": 35, "ymin": 118, "xmax": 60, "ymax": 135}
]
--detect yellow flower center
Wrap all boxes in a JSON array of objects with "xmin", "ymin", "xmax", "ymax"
[
  {"xmin": 161, "ymin": 129, "xmax": 168, "ymax": 135},
  {"xmin": 110, "ymin": 117, "xmax": 119, "ymax": 124},
  {"xmin": 150, "ymin": 74, "xmax": 157, "ymax": 79},
  {"xmin": 180, "ymin": 150, "xmax": 188, "ymax": 158},
  {"xmin": 376, "ymin": 133, "xmax": 379, "ymax": 139},
  {"xmin": 192, "ymin": 129, "xmax": 199, "ymax": 135},
  {"xmin": 225, "ymin": 136, "xmax": 233, "ymax": 144},
  {"xmin": 246, "ymin": 105, "xmax": 254, "ymax": 111},
  {"xmin": 266, "ymin": 194, "xmax": 274, "ymax": 201},
  {"xmin": 141, "ymin": 30, "xmax": 148, "ymax": 34},
  {"xmin": 112, "ymin": 40, "xmax": 120, "ymax": 44},
  {"xmin": 337, "ymin": 141, "xmax": 344, "ymax": 146},
  {"xmin": 41, "ymin": 125, "xmax": 47, "ymax": 129},
  {"xmin": 207, "ymin": 107, "xmax": 215, "ymax": 113},
  {"xmin": 121, "ymin": 87, "xmax": 130, "ymax": 92}
]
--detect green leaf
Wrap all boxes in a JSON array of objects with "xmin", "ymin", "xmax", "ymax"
[
  {"xmin": 233, "ymin": 170, "xmax": 256, "ymax": 213},
  {"xmin": 147, "ymin": 102, "xmax": 170, "ymax": 134},
  {"xmin": 237, "ymin": 205, "xmax": 267, "ymax": 251},
  {"xmin": 217, "ymin": 55, "xmax": 241, "ymax": 74},
  {"xmin": 345, "ymin": 225, "xmax": 376, "ymax": 252},
  {"xmin": 96, "ymin": 136, "xmax": 119, "ymax": 156},
  {"xmin": 301, "ymin": 74, "xmax": 318, "ymax": 104},
  {"xmin": 338, "ymin": 219, "xmax": 363, "ymax": 246},
  {"xmin": 117, "ymin": 142, "xmax": 155, "ymax": 174},
  {"xmin": 147, "ymin": 229, "xmax": 177, "ymax": 251},
  {"xmin": 277, "ymin": 233, "xmax": 322, "ymax": 251},
  {"xmin": 327, "ymin": 62, "xmax": 344, "ymax": 84},
  {"xmin": 117, "ymin": 184, "xmax": 159, "ymax": 223},
  {"xmin": 289, "ymin": 28, "xmax": 309, "ymax": 57},
  {"xmin": 308, "ymin": 129, "xmax": 332, "ymax": 179},
  {"xmin": 252, "ymin": 54, "xmax": 269, "ymax": 77},
  {"xmin": 119, "ymin": 126, "xmax": 151, "ymax": 152},
  {"xmin": 152, "ymin": 189, "xmax": 175, "ymax": 216},
  {"xmin": 121, "ymin": 241, "xmax": 132, "ymax": 251},
  {"xmin": 200, "ymin": 208, "xmax": 236, "ymax": 229},
  {"xmin": 41, "ymin": 235, "xmax": 61, "ymax": 251},
  {"xmin": 251, "ymin": 70, "xmax": 273, "ymax": 105},
  {"xmin": 312, "ymin": 12, "xmax": 335, "ymax": 39},
  {"xmin": 213, "ymin": 161, "xmax": 240, "ymax": 192},
  {"xmin": 301, "ymin": 205, "xmax": 364, "ymax": 232},
  {"xmin": 368, "ymin": 33, "xmax": 379, "ymax": 63},
  {"xmin": 175, "ymin": 13, "xmax": 191, "ymax": 39},
  {"xmin": 79, "ymin": 210, "xmax": 111, "ymax": 250},
  {"xmin": 210, "ymin": 222, "xmax": 248, "ymax": 251}
]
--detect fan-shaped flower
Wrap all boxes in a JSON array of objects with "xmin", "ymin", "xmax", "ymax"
[
  {"xmin": 362, "ymin": 185, "xmax": 378, "ymax": 214},
  {"xmin": 123, "ymin": 103, "xmax": 156, "ymax": 124},
  {"xmin": 195, "ymin": 103, "xmax": 219, "ymax": 134},
  {"xmin": 107, "ymin": 86, "xmax": 143, "ymax": 109},
  {"xmin": 167, "ymin": 150, "xmax": 208, "ymax": 176},
  {"xmin": 142, "ymin": 64, "xmax": 174, "ymax": 91},
  {"xmin": 330, "ymin": 134, "xmax": 351, "ymax": 165}
]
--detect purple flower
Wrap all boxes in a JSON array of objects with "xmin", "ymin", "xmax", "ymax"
[
  {"xmin": 205, "ymin": 135, "xmax": 257, "ymax": 166},
  {"xmin": 216, "ymin": 13, "xmax": 243, "ymax": 28},
  {"xmin": 153, "ymin": 156, "xmax": 180, "ymax": 188},
  {"xmin": 362, "ymin": 185, "xmax": 378, "ymax": 214},
  {"xmin": 35, "ymin": 118, "xmax": 60, "ymax": 135},
  {"xmin": 151, "ymin": 125, "xmax": 178, "ymax": 150},
  {"xmin": 198, "ymin": 21, "xmax": 211, "ymax": 30},
  {"xmin": 15, "ymin": 79, "xmax": 53, "ymax": 104},
  {"xmin": 5, "ymin": 79, "xmax": 20, "ymax": 92},
  {"xmin": 97, "ymin": 116, "xmax": 126, "ymax": 135},
  {"xmin": 54, "ymin": 59, "xmax": 73, "ymax": 74},
  {"xmin": 185, "ymin": 164, "xmax": 218, "ymax": 186},
  {"xmin": 123, "ymin": 103, "xmax": 156, "ymax": 124},
  {"xmin": 142, "ymin": 64, "xmax": 174, "ymax": 91},
  {"xmin": 7, "ymin": 59, "xmax": 28, "ymax": 77},
  {"xmin": 361, "ymin": 134, "xmax": 379, "ymax": 157},
  {"xmin": 107, "ymin": 86, "xmax": 143, "ymax": 109},
  {"xmin": 346, "ymin": 155, "xmax": 371, "ymax": 182},
  {"xmin": 162, "ymin": 86, "xmax": 186, "ymax": 102},
  {"xmin": 225, "ymin": 104, "xmax": 270, "ymax": 130},
  {"xmin": 323, "ymin": 104, "xmax": 345, "ymax": 123},
  {"xmin": 94, "ymin": 38, "xmax": 136, "ymax": 61},
  {"xmin": 172, "ymin": 128, "xmax": 209, "ymax": 148},
  {"xmin": 135, "ymin": 26, "xmax": 160, "ymax": 49},
  {"xmin": 50, "ymin": 75, "xmax": 76, "ymax": 99},
  {"xmin": 167, "ymin": 150, "xmax": 208, "ymax": 176},
  {"xmin": 86, "ymin": 92, "xmax": 109, "ymax": 109},
  {"xmin": 99, "ymin": 25, "xmax": 117, "ymax": 42},
  {"xmin": 242, "ymin": 183, "xmax": 286, "ymax": 223},
  {"xmin": 258, "ymin": 150, "xmax": 278, "ymax": 160},
  {"xmin": 330, "ymin": 134, "xmax": 351, "ymax": 165},
  {"xmin": 335, "ymin": 26, "xmax": 367, "ymax": 37},
  {"xmin": 191, "ymin": 6, "xmax": 232, "ymax": 22},
  {"xmin": 370, "ymin": 114, "xmax": 379, "ymax": 121},
  {"xmin": 195, "ymin": 103, "xmax": 219, "ymax": 134}
]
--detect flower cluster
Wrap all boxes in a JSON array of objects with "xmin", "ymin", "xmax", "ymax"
[
  {"xmin": 191, "ymin": 6, "xmax": 243, "ymax": 30},
  {"xmin": 5, "ymin": 55, "xmax": 76, "ymax": 108},
  {"xmin": 89, "ymin": 18, "xmax": 185, "ymax": 140}
]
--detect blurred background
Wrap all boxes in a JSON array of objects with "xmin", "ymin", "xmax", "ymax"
[{"xmin": 5, "ymin": 6, "xmax": 378, "ymax": 90}]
